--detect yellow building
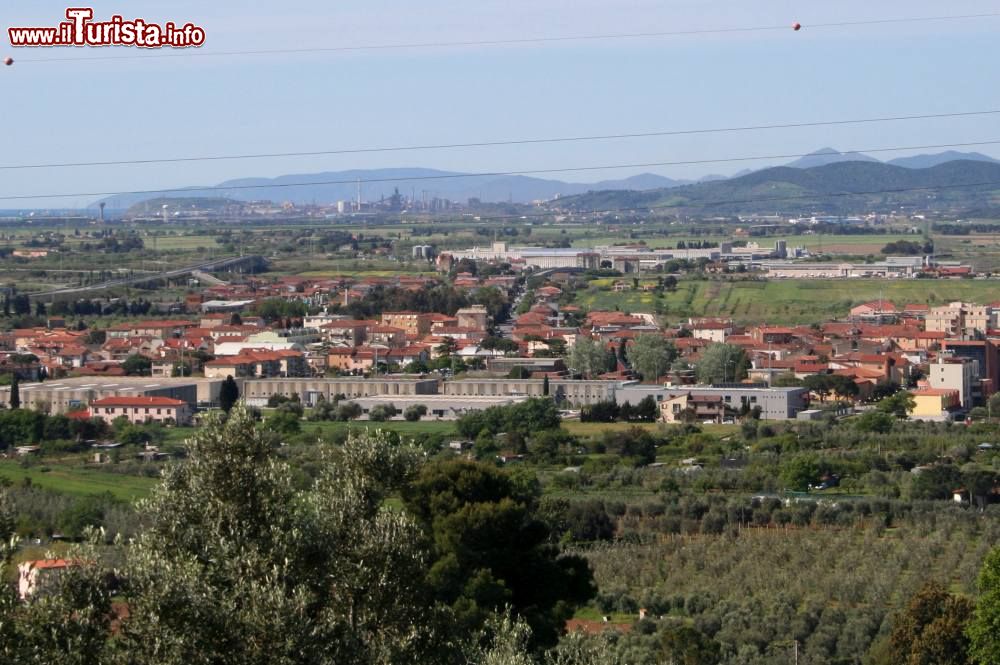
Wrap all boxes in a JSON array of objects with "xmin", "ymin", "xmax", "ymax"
[
  {"xmin": 908, "ymin": 388, "xmax": 960, "ymax": 420},
  {"xmin": 380, "ymin": 312, "xmax": 431, "ymax": 336}
]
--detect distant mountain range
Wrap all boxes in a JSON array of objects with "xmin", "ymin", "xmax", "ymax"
[
  {"xmin": 92, "ymin": 149, "xmax": 1000, "ymax": 209},
  {"xmin": 786, "ymin": 147, "xmax": 1000, "ymax": 170},
  {"xmin": 549, "ymin": 159, "xmax": 1000, "ymax": 215},
  {"xmin": 97, "ymin": 169, "xmax": 690, "ymax": 210}
]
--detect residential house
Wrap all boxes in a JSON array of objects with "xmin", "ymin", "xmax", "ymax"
[{"xmin": 18, "ymin": 560, "xmax": 76, "ymax": 600}]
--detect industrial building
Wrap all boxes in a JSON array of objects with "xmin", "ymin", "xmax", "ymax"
[
  {"xmin": 242, "ymin": 377, "xmax": 439, "ymax": 406},
  {"xmin": 0, "ymin": 377, "xmax": 218, "ymax": 413},
  {"xmin": 442, "ymin": 378, "xmax": 619, "ymax": 405},
  {"xmin": 449, "ymin": 241, "xmax": 733, "ymax": 271}
]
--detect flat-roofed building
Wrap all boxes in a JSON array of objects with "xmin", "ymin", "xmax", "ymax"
[
  {"xmin": 0, "ymin": 377, "xmax": 210, "ymax": 414},
  {"xmin": 242, "ymin": 377, "xmax": 439, "ymax": 406},
  {"xmin": 443, "ymin": 378, "xmax": 619, "ymax": 405},
  {"xmin": 928, "ymin": 354, "xmax": 979, "ymax": 407},
  {"xmin": 485, "ymin": 357, "xmax": 567, "ymax": 374},
  {"xmin": 616, "ymin": 384, "xmax": 809, "ymax": 420}
]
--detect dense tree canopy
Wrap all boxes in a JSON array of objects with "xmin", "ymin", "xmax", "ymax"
[
  {"xmin": 219, "ymin": 376, "xmax": 239, "ymax": 413},
  {"xmin": 0, "ymin": 406, "xmax": 607, "ymax": 665},
  {"xmin": 969, "ymin": 547, "xmax": 1000, "ymax": 665},
  {"xmin": 886, "ymin": 581, "xmax": 973, "ymax": 665},
  {"xmin": 403, "ymin": 458, "xmax": 596, "ymax": 649},
  {"xmin": 626, "ymin": 335, "xmax": 678, "ymax": 382},
  {"xmin": 568, "ymin": 337, "xmax": 611, "ymax": 379},
  {"xmin": 456, "ymin": 398, "xmax": 561, "ymax": 439},
  {"xmin": 695, "ymin": 344, "xmax": 750, "ymax": 384}
]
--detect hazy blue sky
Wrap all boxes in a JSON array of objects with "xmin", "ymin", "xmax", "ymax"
[{"xmin": 2, "ymin": 0, "xmax": 999, "ymax": 207}]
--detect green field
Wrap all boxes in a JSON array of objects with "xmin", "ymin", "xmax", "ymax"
[
  {"xmin": 146, "ymin": 234, "xmax": 218, "ymax": 251},
  {"xmin": 574, "ymin": 278, "xmax": 1000, "ymax": 324},
  {"xmin": 0, "ymin": 462, "xmax": 156, "ymax": 502}
]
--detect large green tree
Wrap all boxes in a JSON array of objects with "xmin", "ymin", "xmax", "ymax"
[
  {"xmin": 118, "ymin": 405, "xmax": 444, "ymax": 665},
  {"xmin": 121, "ymin": 355, "xmax": 152, "ymax": 377},
  {"xmin": 888, "ymin": 581, "xmax": 973, "ymax": 665},
  {"xmin": 695, "ymin": 343, "xmax": 750, "ymax": 384},
  {"xmin": 0, "ymin": 491, "xmax": 115, "ymax": 664},
  {"xmin": 219, "ymin": 375, "xmax": 239, "ymax": 413},
  {"xmin": 567, "ymin": 337, "xmax": 609, "ymax": 379},
  {"xmin": 878, "ymin": 391, "xmax": 916, "ymax": 418},
  {"xmin": 626, "ymin": 335, "xmax": 678, "ymax": 382},
  {"xmin": 0, "ymin": 408, "xmax": 608, "ymax": 665},
  {"xmin": 402, "ymin": 459, "xmax": 596, "ymax": 649},
  {"xmin": 9, "ymin": 374, "xmax": 19, "ymax": 409},
  {"xmin": 969, "ymin": 547, "xmax": 1000, "ymax": 664},
  {"xmin": 660, "ymin": 623, "xmax": 721, "ymax": 665}
]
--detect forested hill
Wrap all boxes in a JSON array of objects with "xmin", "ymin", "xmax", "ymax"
[{"xmin": 549, "ymin": 160, "xmax": 1000, "ymax": 215}]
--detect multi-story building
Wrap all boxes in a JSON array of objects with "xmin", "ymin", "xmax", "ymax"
[
  {"xmin": 380, "ymin": 312, "xmax": 432, "ymax": 336},
  {"xmin": 909, "ymin": 388, "xmax": 961, "ymax": 420},
  {"xmin": 660, "ymin": 393, "xmax": 731, "ymax": 423},
  {"xmin": 455, "ymin": 306, "xmax": 490, "ymax": 332},
  {"xmin": 90, "ymin": 395, "xmax": 193, "ymax": 426},
  {"xmin": 320, "ymin": 320, "xmax": 372, "ymax": 347},
  {"xmin": 943, "ymin": 339, "xmax": 1000, "ymax": 399},
  {"xmin": 367, "ymin": 326, "xmax": 407, "ymax": 347},
  {"xmin": 616, "ymin": 384, "xmax": 809, "ymax": 420},
  {"xmin": 204, "ymin": 350, "xmax": 308, "ymax": 379},
  {"xmin": 926, "ymin": 305, "xmax": 965, "ymax": 337},
  {"xmin": 928, "ymin": 354, "xmax": 979, "ymax": 407},
  {"xmin": 926, "ymin": 302, "xmax": 995, "ymax": 338}
]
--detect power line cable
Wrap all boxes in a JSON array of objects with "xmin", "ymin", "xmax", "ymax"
[
  {"xmin": 1, "ymin": 139, "xmax": 999, "ymax": 202},
  {"xmin": 12, "ymin": 12, "xmax": 1000, "ymax": 64},
  {"xmin": 2, "ymin": 109, "xmax": 998, "ymax": 171}
]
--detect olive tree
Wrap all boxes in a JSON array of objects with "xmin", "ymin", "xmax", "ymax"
[
  {"xmin": 0, "ymin": 407, "xmax": 610, "ymax": 665},
  {"xmin": 117, "ymin": 405, "xmax": 445, "ymax": 665}
]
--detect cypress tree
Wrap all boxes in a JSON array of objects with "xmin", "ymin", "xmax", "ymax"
[
  {"xmin": 219, "ymin": 376, "xmax": 239, "ymax": 413},
  {"xmin": 10, "ymin": 374, "xmax": 20, "ymax": 409}
]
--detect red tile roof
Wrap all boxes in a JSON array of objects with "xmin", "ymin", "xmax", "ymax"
[{"xmin": 91, "ymin": 396, "xmax": 186, "ymax": 407}]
